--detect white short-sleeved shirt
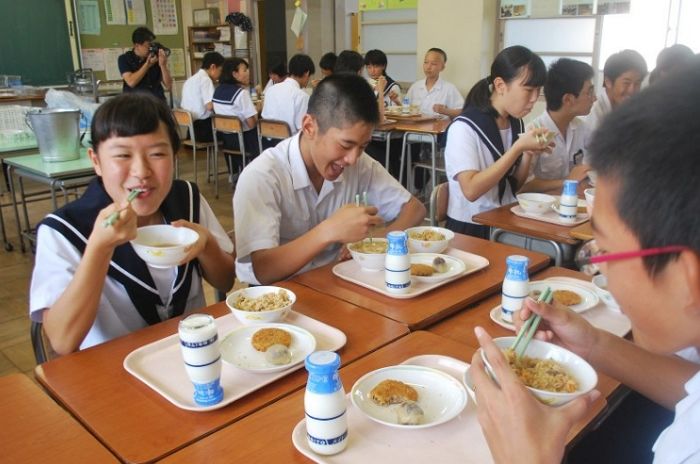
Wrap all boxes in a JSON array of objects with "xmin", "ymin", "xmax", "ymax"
[
  {"xmin": 368, "ymin": 77, "xmax": 401, "ymax": 107},
  {"xmin": 652, "ymin": 348, "xmax": 700, "ymax": 463},
  {"xmin": 261, "ymin": 77, "xmax": 310, "ymax": 134},
  {"xmin": 582, "ymin": 89, "xmax": 612, "ymax": 161},
  {"xmin": 445, "ymin": 120, "xmax": 516, "ymax": 224},
  {"xmin": 212, "ymin": 84, "xmax": 258, "ymax": 131},
  {"xmin": 407, "ymin": 77, "xmax": 464, "ymax": 117},
  {"xmin": 181, "ymin": 69, "xmax": 215, "ymax": 121},
  {"xmin": 29, "ymin": 194, "xmax": 233, "ymax": 350},
  {"xmin": 233, "ymin": 133, "xmax": 412, "ymax": 284},
  {"xmin": 528, "ymin": 111, "xmax": 586, "ymax": 180}
]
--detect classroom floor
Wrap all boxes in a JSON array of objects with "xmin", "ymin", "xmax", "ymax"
[{"xmin": 0, "ymin": 148, "xmax": 235, "ymax": 383}]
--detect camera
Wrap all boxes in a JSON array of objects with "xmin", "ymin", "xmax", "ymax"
[{"xmin": 148, "ymin": 42, "xmax": 171, "ymax": 57}]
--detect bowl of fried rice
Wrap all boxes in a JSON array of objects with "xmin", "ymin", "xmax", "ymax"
[
  {"xmin": 405, "ymin": 226, "xmax": 454, "ymax": 254},
  {"xmin": 481, "ymin": 337, "xmax": 598, "ymax": 406},
  {"xmin": 226, "ymin": 286, "xmax": 296, "ymax": 324}
]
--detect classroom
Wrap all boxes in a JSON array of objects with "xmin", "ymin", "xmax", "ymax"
[{"xmin": 1, "ymin": 0, "xmax": 698, "ymax": 462}]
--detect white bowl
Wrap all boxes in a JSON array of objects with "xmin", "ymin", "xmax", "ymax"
[
  {"xmin": 348, "ymin": 238, "xmax": 388, "ymax": 271},
  {"xmin": 516, "ymin": 193, "xmax": 556, "ymax": 215},
  {"xmin": 481, "ymin": 337, "xmax": 597, "ymax": 406},
  {"xmin": 591, "ymin": 274, "xmax": 620, "ymax": 309},
  {"xmin": 225, "ymin": 286, "xmax": 296, "ymax": 325},
  {"xmin": 405, "ymin": 226, "xmax": 454, "ymax": 254},
  {"xmin": 130, "ymin": 225, "xmax": 199, "ymax": 268},
  {"xmin": 584, "ymin": 188, "xmax": 595, "ymax": 216},
  {"xmin": 462, "ymin": 365, "xmax": 477, "ymax": 404}
]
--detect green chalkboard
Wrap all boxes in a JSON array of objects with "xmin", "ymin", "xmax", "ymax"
[{"xmin": 0, "ymin": 0, "xmax": 76, "ymax": 86}]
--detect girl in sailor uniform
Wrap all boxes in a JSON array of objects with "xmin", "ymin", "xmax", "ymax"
[{"xmin": 29, "ymin": 93, "xmax": 235, "ymax": 354}]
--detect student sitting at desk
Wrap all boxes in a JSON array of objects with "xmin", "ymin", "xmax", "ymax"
[
  {"xmin": 407, "ymin": 48, "xmax": 464, "ymax": 119},
  {"xmin": 319, "ymin": 52, "xmax": 337, "ymax": 78},
  {"xmin": 261, "ymin": 54, "xmax": 315, "ymax": 135},
  {"xmin": 262, "ymin": 61, "xmax": 287, "ymax": 95},
  {"xmin": 212, "ymin": 57, "xmax": 259, "ymax": 181},
  {"xmin": 471, "ymin": 58, "xmax": 700, "ymax": 464},
  {"xmin": 233, "ymin": 74, "xmax": 426, "ymax": 285},
  {"xmin": 333, "ymin": 50, "xmax": 365, "ymax": 75},
  {"xmin": 520, "ymin": 58, "xmax": 595, "ymax": 193},
  {"xmin": 118, "ymin": 27, "xmax": 172, "ymax": 101},
  {"xmin": 364, "ymin": 49, "xmax": 402, "ymax": 107},
  {"xmin": 444, "ymin": 46, "xmax": 551, "ymax": 239},
  {"xmin": 180, "ymin": 51, "xmax": 224, "ymax": 143},
  {"xmin": 29, "ymin": 93, "xmax": 235, "ymax": 354}
]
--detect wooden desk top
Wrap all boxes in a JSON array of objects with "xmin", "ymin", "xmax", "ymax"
[
  {"xmin": 292, "ymin": 233, "xmax": 550, "ymax": 330},
  {"xmin": 160, "ymin": 331, "xmax": 477, "ymax": 463},
  {"xmin": 570, "ymin": 222, "xmax": 594, "ymax": 242},
  {"xmin": 393, "ymin": 118, "xmax": 450, "ymax": 134},
  {"xmin": 34, "ymin": 282, "xmax": 408, "ymax": 464},
  {"xmin": 472, "ymin": 202, "xmax": 584, "ymax": 245},
  {"xmin": 427, "ymin": 266, "xmax": 625, "ymax": 444},
  {"xmin": 0, "ymin": 373, "xmax": 117, "ymax": 463}
]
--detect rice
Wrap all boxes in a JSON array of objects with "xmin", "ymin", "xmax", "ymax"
[
  {"xmin": 409, "ymin": 230, "xmax": 446, "ymax": 241},
  {"xmin": 504, "ymin": 348, "xmax": 578, "ymax": 393},
  {"xmin": 233, "ymin": 289, "xmax": 291, "ymax": 312}
]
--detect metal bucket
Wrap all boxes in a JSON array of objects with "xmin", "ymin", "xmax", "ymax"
[{"xmin": 25, "ymin": 108, "xmax": 81, "ymax": 162}]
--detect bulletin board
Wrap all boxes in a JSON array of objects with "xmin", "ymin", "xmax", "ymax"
[{"xmin": 78, "ymin": 0, "xmax": 187, "ymax": 81}]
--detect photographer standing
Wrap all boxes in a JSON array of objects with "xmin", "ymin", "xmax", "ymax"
[{"xmin": 118, "ymin": 27, "xmax": 172, "ymax": 101}]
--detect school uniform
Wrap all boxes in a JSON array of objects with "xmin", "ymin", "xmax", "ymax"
[
  {"xmin": 233, "ymin": 132, "xmax": 412, "ymax": 285},
  {"xmin": 261, "ymin": 77, "xmax": 309, "ymax": 134},
  {"xmin": 528, "ymin": 111, "xmax": 586, "ymax": 180},
  {"xmin": 181, "ymin": 69, "xmax": 216, "ymax": 142},
  {"xmin": 407, "ymin": 77, "xmax": 464, "ymax": 116},
  {"xmin": 369, "ymin": 75, "xmax": 401, "ymax": 107},
  {"xmin": 118, "ymin": 50, "xmax": 165, "ymax": 100},
  {"xmin": 29, "ymin": 179, "xmax": 233, "ymax": 350},
  {"xmin": 444, "ymin": 107, "xmax": 524, "ymax": 238},
  {"xmin": 212, "ymin": 83, "xmax": 260, "ymax": 173},
  {"xmin": 652, "ymin": 347, "xmax": 700, "ymax": 463}
]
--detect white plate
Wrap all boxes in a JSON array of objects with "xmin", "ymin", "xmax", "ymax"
[
  {"xmin": 462, "ymin": 365, "xmax": 477, "ymax": 404},
  {"xmin": 409, "ymin": 253, "xmax": 466, "ymax": 283},
  {"xmin": 220, "ymin": 323, "xmax": 316, "ymax": 374},
  {"xmin": 489, "ymin": 304, "xmax": 516, "ymax": 331},
  {"xmin": 530, "ymin": 280, "xmax": 599, "ymax": 313},
  {"xmin": 350, "ymin": 364, "xmax": 468, "ymax": 430}
]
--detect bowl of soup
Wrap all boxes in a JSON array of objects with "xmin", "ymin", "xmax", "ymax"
[
  {"xmin": 226, "ymin": 286, "xmax": 296, "ymax": 324},
  {"xmin": 481, "ymin": 337, "xmax": 598, "ymax": 407},
  {"xmin": 348, "ymin": 238, "xmax": 388, "ymax": 271},
  {"xmin": 130, "ymin": 225, "xmax": 199, "ymax": 268},
  {"xmin": 405, "ymin": 226, "xmax": 454, "ymax": 254}
]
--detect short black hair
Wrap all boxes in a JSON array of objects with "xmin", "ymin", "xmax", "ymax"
[
  {"xmin": 364, "ymin": 49, "xmax": 387, "ymax": 67},
  {"xmin": 219, "ymin": 57, "xmax": 248, "ymax": 85},
  {"xmin": 603, "ymin": 49, "xmax": 648, "ymax": 83},
  {"xmin": 307, "ymin": 73, "xmax": 379, "ymax": 133},
  {"xmin": 589, "ymin": 58, "xmax": 700, "ymax": 275},
  {"xmin": 319, "ymin": 52, "xmax": 337, "ymax": 71},
  {"xmin": 269, "ymin": 61, "xmax": 287, "ymax": 77},
  {"xmin": 201, "ymin": 51, "xmax": 225, "ymax": 70},
  {"xmin": 288, "ymin": 54, "xmax": 315, "ymax": 77},
  {"xmin": 544, "ymin": 58, "xmax": 594, "ymax": 111},
  {"xmin": 91, "ymin": 93, "xmax": 180, "ymax": 154},
  {"xmin": 427, "ymin": 47, "xmax": 447, "ymax": 62},
  {"xmin": 132, "ymin": 27, "xmax": 155, "ymax": 45},
  {"xmin": 334, "ymin": 50, "xmax": 364, "ymax": 75}
]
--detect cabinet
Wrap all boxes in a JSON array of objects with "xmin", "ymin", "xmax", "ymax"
[{"xmin": 187, "ymin": 25, "xmax": 254, "ymax": 82}]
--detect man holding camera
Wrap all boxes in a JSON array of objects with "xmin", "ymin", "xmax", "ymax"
[{"xmin": 118, "ymin": 27, "xmax": 172, "ymax": 101}]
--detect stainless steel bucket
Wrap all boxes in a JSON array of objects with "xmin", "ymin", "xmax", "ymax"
[{"xmin": 25, "ymin": 108, "xmax": 81, "ymax": 162}]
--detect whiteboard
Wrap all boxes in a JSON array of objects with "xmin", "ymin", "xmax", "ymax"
[{"xmin": 360, "ymin": 9, "xmax": 418, "ymax": 84}]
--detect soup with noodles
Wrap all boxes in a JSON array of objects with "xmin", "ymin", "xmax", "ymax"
[
  {"xmin": 350, "ymin": 240, "xmax": 388, "ymax": 254},
  {"xmin": 504, "ymin": 348, "xmax": 578, "ymax": 393}
]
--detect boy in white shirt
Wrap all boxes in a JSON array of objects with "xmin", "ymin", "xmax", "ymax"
[
  {"xmin": 180, "ymin": 51, "xmax": 224, "ymax": 143},
  {"xmin": 521, "ymin": 58, "xmax": 595, "ymax": 193},
  {"xmin": 261, "ymin": 54, "xmax": 315, "ymax": 135},
  {"xmin": 407, "ymin": 48, "xmax": 463, "ymax": 118}
]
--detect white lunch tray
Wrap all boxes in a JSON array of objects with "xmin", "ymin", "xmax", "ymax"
[
  {"xmin": 489, "ymin": 277, "xmax": 630, "ymax": 338},
  {"xmin": 332, "ymin": 248, "xmax": 489, "ymax": 299},
  {"xmin": 510, "ymin": 205, "xmax": 589, "ymax": 227},
  {"xmin": 292, "ymin": 354, "xmax": 493, "ymax": 463},
  {"xmin": 123, "ymin": 311, "xmax": 347, "ymax": 412}
]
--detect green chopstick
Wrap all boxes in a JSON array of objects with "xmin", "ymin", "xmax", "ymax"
[
  {"xmin": 102, "ymin": 189, "xmax": 141, "ymax": 228},
  {"xmin": 512, "ymin": 286, "xmax": 553, "ymax": 358}
]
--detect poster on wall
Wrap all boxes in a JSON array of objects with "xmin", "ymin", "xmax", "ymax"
[
  {"xmin": 125, "ymin": 0, "xmax": 147, "ymax": 25},
  {"xmin": 597, "ymin": 0, "xmax": 630, "ymax": 14},
  {"xmin": 151, "ymin": 0, "xmax": 178, "ymax": 35},
  {"xmin": 359, "ymin": 0, "xmax": 417, "ymax": 10},
  {"xmin": 500, "ymin": 0, "xmax": 530, "ymax": 18},
  {"xmin": 561, "ymin": 0, "xmax": 594, "ymax": 16},
  {"xmin": 78, "ymin": 0, "xmax": 101, "ymax": 35},
  {"xmin": 104, "ymin": 0, "xmax": 126, "ymax": 25},
  {"xmin": 104, "ymin": 48, "xmax": 126, "ymax": 80},
  {"xmin": 167, "ymin": 49, "xmax": 186, "ymax": 78},
  {"xmin": 81, "ymin": 49, "xmax": 106, "ymax": 71}
]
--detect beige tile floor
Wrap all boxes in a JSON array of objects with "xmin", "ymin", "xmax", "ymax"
[{"xmin": 0, "ymin": 149, "xmax": 235, "ymax": 381}]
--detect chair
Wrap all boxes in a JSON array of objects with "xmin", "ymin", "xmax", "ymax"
[
  {"xmin": 31, "ymin": 321, "xmax": 56, "ymax": 364},
  {"xmin": 172, "ymin": 109, "xmax": 217, "ymax": 185},
  {"xmin": 429, "ymin": 182, "xmax": 449, "ymax": 226},
  {"xmin": 212, "ymin": 115, "xmax": 248, "ymax": 198},
  {"xmin": 257, "ymin": 119, "xmax": 291, "ymax": 153}
]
